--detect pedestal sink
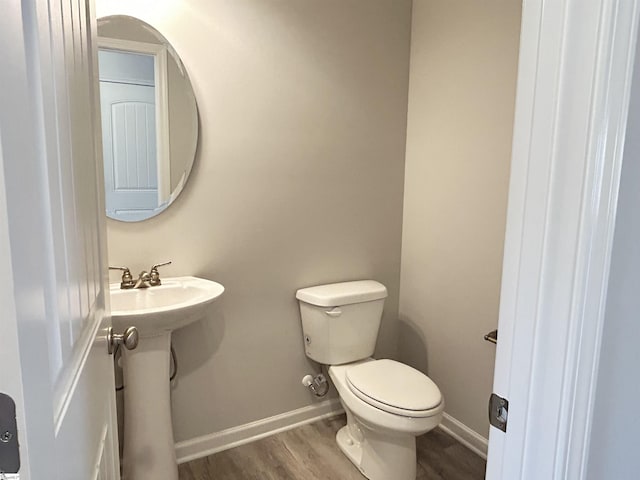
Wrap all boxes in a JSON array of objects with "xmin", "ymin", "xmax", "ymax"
[{"xmin": 110, "ymin": 276, "xmax": 224, "ymax": 480}]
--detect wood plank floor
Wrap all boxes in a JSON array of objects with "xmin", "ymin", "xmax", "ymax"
[{"xmin": 178, "ymin": 414, "xmax": 486, "ymax": 480}]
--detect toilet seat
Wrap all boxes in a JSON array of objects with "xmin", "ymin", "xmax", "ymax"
[{"xmin": 346, "ymin": 359, "xmax": 442, "ymax": 418}]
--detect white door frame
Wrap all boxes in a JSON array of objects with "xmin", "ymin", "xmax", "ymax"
[
  {"xmin": 487, "ymin": 1, "xmax": 639, "ymax": 479},
  {"xmin": 0, "ymin": 3, "xmax": 62, "ymax": 477},
  {"xmin": 0, "ymin": 138, "xmax": 31, "ymax": 480},
  {"xmin": 98, "ymin": 36, "xmax": 171, "ymax": 204},
  {"xmin": 1, "ymin": 0, "xmax": 119, "ymax": 478}
]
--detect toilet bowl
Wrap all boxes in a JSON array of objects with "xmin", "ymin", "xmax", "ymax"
[
  {"xmin": 296, "ymin": 280, "xmax": 444, "ymax": 480},
  {"xmin": 329, "ymin": 359, "xmax": 443, "ymax": 480}
]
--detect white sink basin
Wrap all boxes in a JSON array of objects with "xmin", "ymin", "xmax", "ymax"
[{"xmin": 110, "ymin": 276, "xmax": 224, "ymax": 335}]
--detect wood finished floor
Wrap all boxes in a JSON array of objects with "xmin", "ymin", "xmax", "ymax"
[{"xmin": 178, "ymin": 414, "xmax": 486, "ymax": 480}]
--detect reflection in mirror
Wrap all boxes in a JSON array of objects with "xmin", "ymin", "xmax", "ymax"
[{"xmin": 97, "ymin": 16, "xmax": 198, "ymax": 222}]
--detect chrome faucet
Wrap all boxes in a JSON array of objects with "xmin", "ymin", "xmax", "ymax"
[
  {"xmin": 149, "ymin": 261, "xmax": 171, "ymax": 286},
  {"xmin": 110, "ymin": 261, "xmax": 172, "ymax": 289},
  {"xmin": 134, "ymin": 271, "xmax": 153, "ymax": 289},
  {"xmin": 109, "ymin": 266, "xmax": 135, "ymax": 289}
]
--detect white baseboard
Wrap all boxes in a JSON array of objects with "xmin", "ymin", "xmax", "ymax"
[
  {"xmin": 175, "ymin": 403, "xmax": 487, "ymax": 465},
  {"xmin": 175, "ymin": 398, "xmax": 344, "ymax": 464},
  {"xmin": 439, "ymin": 412, "xmax": 488, "ymax": 459}
]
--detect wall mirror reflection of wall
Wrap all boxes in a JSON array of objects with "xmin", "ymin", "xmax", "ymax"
[{"xmin": 97, "ymin": 15, "xmax": 198, "ymax": 222}]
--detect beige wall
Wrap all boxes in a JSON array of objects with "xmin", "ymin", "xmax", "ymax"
[
  {"xmin": 399, "ymin": 0, "xmax": 521, "ymax": 436},
  {"xmin": 97, "ymin": 0, "xmax": 412, "ymax": 443}
]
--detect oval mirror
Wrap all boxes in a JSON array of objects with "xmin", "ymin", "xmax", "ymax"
[{"xmin": 97, "ymin": 15, "xmax": 198, "ymax": 222}]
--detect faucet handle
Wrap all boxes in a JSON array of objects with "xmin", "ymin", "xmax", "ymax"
[
  {"xmin": 109, "ymin": 266, "xmax": 135, "ymax": 289},
  {"xmin": 149, "ymin": 261, "xmax": 172, "ymax": 286},
  {"xmin": 109, "ymin": 265, "xmax": 129, "ymax": 271},
  {"xmin": 150, "ymin": 261, "xmax": 172, "ymax": 270}
]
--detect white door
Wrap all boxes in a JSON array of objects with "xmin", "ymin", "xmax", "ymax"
[
  {"xmin": 0, "ymin": 0, "xmax": 120, "ymax": 479},
  {"xmin": 486, "ymin": 1, "xmax": 639, "ymax": 479},
  {"xmin": 100, "ymin": 81, "xmax": 160, "ymax": 219}
]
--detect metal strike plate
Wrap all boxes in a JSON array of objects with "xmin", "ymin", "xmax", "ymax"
[
  {"xmin": 0, "ymin": 393, "xmax": 19, "ymax": 474},
  {"xmin": 488, "ymin": 393, "xmax": 508, "ymax": 432}
]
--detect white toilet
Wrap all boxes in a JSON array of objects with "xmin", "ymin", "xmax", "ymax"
[{"xmin": 296, "ymin": 280, "xmax": 444, "ymax": 480}]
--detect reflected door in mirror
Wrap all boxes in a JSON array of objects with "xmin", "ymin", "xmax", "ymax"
[{"xmin": 100, "ymin": 50, "xmax": 161, "ymax": 220}]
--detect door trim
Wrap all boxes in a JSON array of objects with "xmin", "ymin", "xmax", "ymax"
[
  {"xmin": 486, "ymin": 1, "xmax": 640, "ymax": 479},
  {"xmin": 0, "ymin": 131, "xmax": 31, "ymax": 480}
]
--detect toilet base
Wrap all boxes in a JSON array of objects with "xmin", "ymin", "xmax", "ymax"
[
  {"xmin": 336, "ymin": 408, "xmax": 417, "ymax": 480},
  {"xmin": 336, "ymin": 426, "xmax": 365, "ymax": 473}
]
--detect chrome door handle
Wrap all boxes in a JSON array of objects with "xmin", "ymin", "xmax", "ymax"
[{"xmin": 107, "ymin": 326, "xmax": 139, "ymax": 354}]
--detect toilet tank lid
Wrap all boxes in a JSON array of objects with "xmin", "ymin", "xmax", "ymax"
[{"xmin": 296, "ymin": 280, "xmax": 387, "ymax": 307}]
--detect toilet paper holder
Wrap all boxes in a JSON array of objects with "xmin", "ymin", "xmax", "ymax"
[{"xmin": 484, "ymin": 329, "xmax": 498, "ymax": 345}]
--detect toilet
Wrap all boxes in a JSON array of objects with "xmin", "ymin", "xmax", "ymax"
[{"xmin": 296, "ymin": 280, "xmax": 444, "ymax": 480}]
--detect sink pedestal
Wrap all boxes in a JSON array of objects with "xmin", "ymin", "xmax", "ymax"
[
  {"xmin": 121, "ymin": 332, "xmax": 177, "ymax": 480},
  {"xmin": 110, "ymin": 277, "xmax": 224, "ymax": 479}
]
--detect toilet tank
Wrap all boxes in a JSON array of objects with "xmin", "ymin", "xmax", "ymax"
[{"xmin": 296, "ymin": 280, "xmax": 387, "ymax": 365}]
